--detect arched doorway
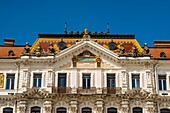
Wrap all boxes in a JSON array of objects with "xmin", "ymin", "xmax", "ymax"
[
  {"xmin": 57, "ymin": 107, "xmax": 67, "ymax": 113},
  {"xmin": 107, "ymin": 107, "xmax": 117, "ymax": 113},
  {"xmin": 160, "ymin": 108, "xmax": 170, "ymax": 113},
  {"xmin": 31, "ymin": 106, "xmax": 41, "ymax": 113},
  {"xmin": 133, "ymin": 107, "xmax": 143, "ymax": 113},
  {"xmin": 3, "ymin": 108, "xmax": 13, "ymax": 113},
  {"xmin": 82, "ymin": 107, "xmax": 92, "ymax": 113}
]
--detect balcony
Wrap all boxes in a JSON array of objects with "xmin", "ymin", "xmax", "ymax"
[
  {"xmin": 53, "ymin": 87, "xmax": 71, "ymax": 94},
  {"xmin": 52, "ymin": 87, "xmax": 122, "ymax": 94},
  {"xmin": 77, "ymin": 87, "xmax": 96, "ymax": 94},
  {"xmin": 103, "ymin": 87, "xmax": 122, "ymax": 94}
]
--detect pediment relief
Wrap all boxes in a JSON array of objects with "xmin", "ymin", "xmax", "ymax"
[
  {"xmin": 124, "ymin": 88, "xmax": 150, "ymax": 99},
  {"xmin": 18, "ymin": 88, "xmax": 51, "ymax": 99}
]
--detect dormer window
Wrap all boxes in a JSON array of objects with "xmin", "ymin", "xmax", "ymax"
[
  {"xmin": 8, "ymin": 50, "xmax": 14, "ymax": 56},
  {"xmin": 160, "ymin": 52, "xmax": 166, "ymax": 58}
]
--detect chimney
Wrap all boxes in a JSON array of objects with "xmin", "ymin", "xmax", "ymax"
[{"xmin": 4, "ymin": 38, "xmax": 15, "ymax": 46}]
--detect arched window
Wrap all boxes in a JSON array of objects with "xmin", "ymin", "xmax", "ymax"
[
  {"xmin": 107, "ymin": 107, "xmax": 117, "ymax": 113},
  {"xmin": 3, "ymin": 107, "xmax": 13, "ymax": 113},
  {"xmin": 57, "ymin": 107, "xmax": 67, "ymax": 113},
  {"xmin": 160, "ymin": 108, "xmax": 170, "ymax": 113},
  {"xmin": 8, "ymin": 50, "xmax": 14, "ymax": 56},
  {"xmin": 160, "ymin": 52, "xmax": 166, "ymax": 58},
  {"xmin": 133, "ymin": 107, "xmax": 143, "ymax": 113},
  {"xmin": 31, "ymin": 106, "xmax": 41, "ymax": 113},
  {"xmin": 82, "ymin": 107, "xmax": 92, "ymax": 113}
]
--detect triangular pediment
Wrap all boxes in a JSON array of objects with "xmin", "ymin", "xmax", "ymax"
[
  {"xmin": 125, "ymin": 88, "xmax": 150, "ymax": 99},
  {"xmin": 52, "ymin": 39, "xmax": 122, "ymax": 68},
  {"xmin": 18, "ymin": 88, "xmax": 50, "ymax": 99}
]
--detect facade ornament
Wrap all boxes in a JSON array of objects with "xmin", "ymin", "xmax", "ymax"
[
  {"xmin": 121, "ymin": 107, "xmax": 129, "ymax": 113},
  {"xmin": 70, "ymin": 106, "xmax": 77, "ymax": 113},
  {"xmin": 19, "ymin": 106, "xmax": 26, "ymax": 113},
  {"xmin": 22, "ymin": 42, "xmax": 30, "ymax": 55},
  {"xmin": 34, "ymin": 46, "xmax": 43, "ymax": 57},
  {"xmin": 95, "ymin": 56, "xmax": 101, "ymax": 67},
  {"xmin": 0, "ymin": 73, "xmax": 4, "ymax": 88},
  {"xmin": 47, "ymin": 43, "xmax": 55, "ymax": 55},
  {"xmin": 72, "ymin": 55, "xmax": 78, "ymax": 67},
  {"xmin": 82, "ymin": 29, "xmax": 91, "ymax": 41},
  {"xmin": 44, "ymin": 106, "xmax": 52, "ymax": 113},
  {"xmin": 128, "ymin": 46, "xmax": 139, "ymax": 57},
  {"xmin": 142, "ymin": 43, "xmax": 150, "ymax": 56},
  {"xmin": 118, "ymin": 43, "xmax": 126, "ymax": 56},
  {"xmin": 96, "ymin": 107, "xmax": 103, "ymax": 113}
]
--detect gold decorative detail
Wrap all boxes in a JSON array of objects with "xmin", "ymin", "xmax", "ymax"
[
  {"xmin": 84, "ymin": 28, "xmax": 88, "ymax": 35},
  {"xmin": 72, "ymin": 55, "xmax": 78, "ymax": 67},
  {"xmin": 95, "ymin": 56, "xmax": 102, "ymax": 67},
  {"xmin": 0, "ymin": 73, "xmax": 4, "ymax": 88}
]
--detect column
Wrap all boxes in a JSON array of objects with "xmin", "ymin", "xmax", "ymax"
[
  {"xmin": 22, "ymin": 71, "xmax": 30, "ymax": 91},
  {"xmin": 146, "ymin": 71, "xmax": 153, "ymax": 93},
  {"xmin": 121, "ymin": 99, "xmax": 129, "ymax": 113},
  {"xmin": 47, "ymin": 71, "xmax": 54, "ymax": 93},
  {"xmin": 18, "ymin": 100, "xmax": 27, "ymax": 113},
  {"xmin": 121, "ymin": 71, "xmax": 129, "ymax": 93},
  {"xmin": 69, "ymin": 100, "xmax": 78, "ymax": 113},
  {"xmin": 95, "ymin": 100, "xmax": 103, "ymax": 113},
  {"xmin": 44, "ymin": 100, "xmax": 52, "ymax": 113},
  {"xmin": 146, "ymin": 101, "xmax": 155, "ymax": 113}
]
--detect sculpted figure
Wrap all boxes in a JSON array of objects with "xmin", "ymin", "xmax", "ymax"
[{"xmin": 22, "ymin": 42, "xmax": 30, "ymax": 55}]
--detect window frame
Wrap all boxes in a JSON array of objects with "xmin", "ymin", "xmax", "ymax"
[
  {"xmin": 3, "ymin": 107, "xmax": 13, "ymax": 113},
  {"xmin": 33, "ymin": 73, "xmax": 42, "ymax": 87},
  {"xmin": 132, "ymin": 74, "xmax": 140, "ymax": 89},
  {"xmin": 31, "ymin": 106, "xmax": 41, "ymax": 113},
  {"xmin": 6, "ymin": 73, "xmax": 15, "ymax": 90},
  {"xmin": 158, "ymin": 75, "xmax": 167, "ymax": 90},
  {"xmin": 107, "ymin": 73, "xmax": 116, "ymax": 88},
  {"xmin": 58, "ymin": 73, "xmax": 67, "ymax": 88},
  {"xmin": 82, "ymin": 73, "xmax": 91, "ymax": 89}
]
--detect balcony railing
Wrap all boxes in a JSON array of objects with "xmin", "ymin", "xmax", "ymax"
[
  {"xmin": 53, "ymin": 87, "xmax": 71, "ymax": 93},
  {"xmin": 77, "ymin": 87, "xmax": 96, "ymax": 94},
  {"xmin": 103, "ymin": 87, "xmax": 122, "ymax": 94},
  {"xmin": 52, "ymin": 87, "xmax": 122, "ymax": 94}
]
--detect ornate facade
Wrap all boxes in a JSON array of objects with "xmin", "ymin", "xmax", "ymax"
[{"xmin": 0, "ymin": 29, "xmax": 170, "ymax": 113}]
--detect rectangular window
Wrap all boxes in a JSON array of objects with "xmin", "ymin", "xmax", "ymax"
[
  {"xmin": 82, "ymin": 74, "xmax": 91, "ymax": 89},
  {"xmin": 33, "ymin": 73, "xmax": 42, "ymax": 87},
  {"xmin": 107, "ymin": 74, "xmax": 116, "ymax": 88},
  {"xmin": 58, "ymin": 73, "xmax": 67, "ymax": 87},
  {"xmin": 132, "ymin": 74, "xmax": 140, "ymax": 88},
  {"xmin": 158, "ymin": 75, "xmax": 167, "ymax": 90},
  {"xmin": 6, "ymin": 74, "xmax": 15, "ymax": 89}
]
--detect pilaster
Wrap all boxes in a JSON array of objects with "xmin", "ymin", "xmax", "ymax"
[{"xmin": 44, "ymin": 100, "xmax": 53, "ymax": 113}]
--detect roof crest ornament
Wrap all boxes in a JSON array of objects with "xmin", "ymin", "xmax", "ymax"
[{"xmin": 82, "ymin": 28, "xmax": 91, "ymax": 41}]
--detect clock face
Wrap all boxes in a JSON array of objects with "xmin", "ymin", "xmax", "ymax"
[
  {"xmin": 58, "ymin": 41, "xmax": 67, "ymax": 50},
  {"xmin": 108, "ymin": 42, "xmax": 117, "ymax": 50}
]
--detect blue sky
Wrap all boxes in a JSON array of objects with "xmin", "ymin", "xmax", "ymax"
[{"xmin": 0, "ymin": 0, "xmax": 170, "ymax": 47}]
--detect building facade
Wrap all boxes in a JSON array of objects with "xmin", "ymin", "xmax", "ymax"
[{"xmin": 0, "ymin": 29, "xmax": 170, "ymax": 113}]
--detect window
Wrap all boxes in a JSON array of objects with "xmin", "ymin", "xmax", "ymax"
[
  {"xmin": 33, "ymin": 73, "xmax": 42, "ymax": 87},
  {"xmin": 107, "ymin": 107, "xmax": 117, "ymax": 113},
  {"xmin": 6, "ymin": 74, "xmax": 15, "ymax": 89},
  {"xmin": 133, "ymin": 107, "xmax": 143, "ymax": 113},
  {"xmin": 82, "ymin": 107, "xmax": 92, "ymax": 113},
  {"xmin": 160, "ymin": 52, "xmax": 166, "ymax": 58},
  {"xmin": 107, "ymin": 74, "xmax": 116, "ymax": 88},
  {"xmin": 8, "ymin": 50, "xmax": 14, "ymax": 56},
  {"xmin": 58, "ymin": 73, "xmax": 67, "ymax": 88},
  {"xmin": 132, "ymin": 74, "xmax": 140, "ymax": 88},
  {"xmin": 82, "ymin": 74, "xmax": 91, "ymax": 89},
  {"xmin": 57, "ymin": 107, "xmax": 67, "ymax": 113},
  {"xmin": 158, "ymin": 75, "xmax": 167, "ymax": 90},
  {"xmin": 160, "ymin": 108, "xmax": 170, "ymax": 113},
  {"xmin": 31, "ymin": 106, "xmax": 41, "ymax": 113},
  {"xmin": 3, "ymin": 107, "xmax": 13, "ymax": 113}
]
